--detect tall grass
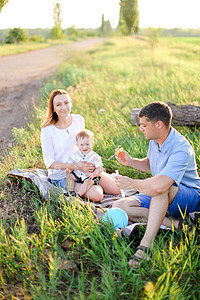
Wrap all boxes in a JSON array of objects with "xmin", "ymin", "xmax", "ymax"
[{"xmin": 0, "ymin": 37, "xmax": 199, "ymax": 299}]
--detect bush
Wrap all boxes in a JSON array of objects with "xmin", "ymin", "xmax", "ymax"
[
  {"xmin": 29, "ymin": 35, "xmax": 45, "ymax": 43},
  {"xmin": 5, "ymin": 27, "xmax": 28, "ymax": 44},
  {"xmin": 67, "ymin": 25, "xmax": 80, "ymax": 39}
]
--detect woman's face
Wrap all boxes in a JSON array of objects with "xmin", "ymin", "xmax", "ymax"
[{"xmin": 53, "ymin": 94, "xmax": 72, "ymax": 119}]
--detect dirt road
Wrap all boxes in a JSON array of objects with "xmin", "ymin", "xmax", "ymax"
[{"xmin": 0, "ymin": 38, "xmax": 103, "ymax": 153}]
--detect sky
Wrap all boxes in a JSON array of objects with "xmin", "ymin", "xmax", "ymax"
[{"xmin": 0, "ymin": 0, "xmax": 200, "ymax": 30}]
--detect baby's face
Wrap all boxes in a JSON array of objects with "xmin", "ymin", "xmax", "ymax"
[{"xmin": 77, "ymin": 137, "xmax": 94, "ymax": 155}]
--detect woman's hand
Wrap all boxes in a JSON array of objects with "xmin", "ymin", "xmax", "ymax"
[
  {"xmin": 76, "ymin": 161, "xmax": 95, "ymax": 173},
  {"xmin": 63, "ymin": 167, "xmax": 73, "ymax": 174},
  {"xmin": 115, "ymin": 148, "xmax": 132, "ymax": 166}
]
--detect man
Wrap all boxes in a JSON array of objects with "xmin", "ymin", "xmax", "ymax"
[{"xmin": 113, "ymin": 101, "xmax": 200, "ymax": 266}]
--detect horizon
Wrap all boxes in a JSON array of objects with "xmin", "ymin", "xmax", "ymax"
[{"xmin": 1, "ymin": 26, "xmax": 200, "ymax": 31}]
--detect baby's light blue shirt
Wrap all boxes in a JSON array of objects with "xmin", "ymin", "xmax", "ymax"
[{"xmin": 148, "ymin": 127, "xmax": 200, "ymax": 189}]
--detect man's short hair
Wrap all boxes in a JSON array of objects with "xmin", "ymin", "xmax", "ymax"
[
  {"xmin": 76, "ymin": 129, "xmax": 94, "ymax": 142},
  {"xmin": 139, "ymin": 102, "xmax": 172, "ymax": 127}
]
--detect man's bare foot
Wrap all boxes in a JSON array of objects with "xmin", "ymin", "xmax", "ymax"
[{"xmin": 128, "ymin": 245, "xmax": 151, "ymax": 268}]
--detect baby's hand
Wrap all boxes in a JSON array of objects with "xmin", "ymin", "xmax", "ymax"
[
  {"xmin": 63, "ymin": 168, "xmax": 73, "ymax": 174},
  {"xmin": 87, "ymin": 167, "xmax": 102, "ymax": 178}
]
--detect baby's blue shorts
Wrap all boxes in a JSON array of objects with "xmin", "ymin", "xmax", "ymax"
[{"xmin": 136, "ymin": 183, "xmax": 200, "ymax": 218}]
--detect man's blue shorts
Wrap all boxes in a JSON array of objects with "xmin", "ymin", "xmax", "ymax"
[{"xmin": 135, "ymin": 183, "xmax": 200, "ymax": 218}]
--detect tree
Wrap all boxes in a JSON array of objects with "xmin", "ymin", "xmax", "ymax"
[
  {"xmin": 101, "ymin": 14, "xmax": 105, "ymax": 34},
  {"xmin": 147, "ymin": 27, "xmax": 161, "ymax": 64},
  {"xmin": 0, "ymin": 0, "xmax": 8, "ymax": 13},
  {"xmin": 53, "ymin": 1, "xmax": 62, "ymax": 27},
  {"xmin": 119, "ymin": 0, "xmax": 139, "ymax": 35},
  {"xmin": 51, "ymin": 1, "xmax": 65, "ymax": 39},
  {"xmin": 5, "ymin": 27, "xmax": 27, "ymax": 44},
  {"xmin": 101, "ymin": 14, "xmax": 112, "ymax": 36},
  {"xmin": 50, "ymin": 25, "xmax": 65, "ymax": 39}
]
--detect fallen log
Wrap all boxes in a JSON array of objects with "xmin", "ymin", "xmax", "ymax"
[{"xmin": 131, "ymin": 101, "xmax": 200, "ymax": 126}]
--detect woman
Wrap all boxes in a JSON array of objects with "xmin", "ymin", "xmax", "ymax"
[{"xmin": 41, "ymin": 89, "xmax": 120, "ymax": 201}]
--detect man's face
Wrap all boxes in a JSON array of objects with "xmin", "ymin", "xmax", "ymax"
[{"xmin": 139, "ymin": 116, "xmax": 157, "ymax": 140}]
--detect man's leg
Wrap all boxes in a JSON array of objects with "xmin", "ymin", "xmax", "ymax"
[
  {"xmin": 140, "ymin": 185, "xmax": 179, "ymax": 246},
  {"xmin": 112, "ymin": 192, "xmax": 178, "ymax": 228},
  {"xmin": 112, "ymin": 196, "xmax": 149, "ymax": 222},
  {"xmin": 129, "ymin": 185, "xmax": 179, "ymax": 266}
]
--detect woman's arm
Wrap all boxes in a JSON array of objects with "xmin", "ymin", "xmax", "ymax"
[{"xmin": 50, "ymin": 161, "xmax": 95, "ymax": 173}]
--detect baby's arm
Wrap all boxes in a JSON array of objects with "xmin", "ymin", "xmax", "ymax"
[
  {"xmin": 87, "ymin": 153, "xmax": 103, "ymax": 178},
  {"xmin": 87, "ymin": 167, "xmax": 102, "ymax": 178}
]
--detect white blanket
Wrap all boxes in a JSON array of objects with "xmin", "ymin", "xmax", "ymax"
[{"xmin": 8, "ymin": 168, "xmax": 137, "ymax": 208}]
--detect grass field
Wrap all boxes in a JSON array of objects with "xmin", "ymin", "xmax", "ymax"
[
  {"xmin": 0, "ymin": 36, "xmax": 199, "ymax": 299},
  {"xmin": 0, "ymin": 39, "xmax": 72, "ymax": 56}
]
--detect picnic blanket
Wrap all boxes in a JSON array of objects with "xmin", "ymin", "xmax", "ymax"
[
  {"xmin": 8, "ymin": 168, "xmax": 138, "ymax": 208},
  {"xmin": 8, "ymin": 168, "xmax": 171, "ymax": 235}
]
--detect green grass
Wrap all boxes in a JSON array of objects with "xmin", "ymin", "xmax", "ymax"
[
  {"xmin": 0, "ymin": 39, "xmax": 72, "ymax": 56},
  {"xmin": 0, "ymin": 36, "xmax": 199, "ymax": 299},
  {"xmin": 163, "ymin": 36, "xmax": 200, "ymax": 45}
]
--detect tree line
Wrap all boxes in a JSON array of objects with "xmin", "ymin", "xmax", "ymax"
[
  {"xmin": 2, "ymin": 1, "xmax": 200, "ymax": 44},
  {"xmin": 0, "ymin": 0, "xmax": 140, "ymax": 43}
]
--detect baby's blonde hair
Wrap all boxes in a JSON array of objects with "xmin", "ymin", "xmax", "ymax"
[{"xmin": 76, "ymin": 129, "xmax": 94, "ymax": 142}]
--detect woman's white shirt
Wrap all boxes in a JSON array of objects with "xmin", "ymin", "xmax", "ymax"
[{"xmin": 41, "ymin": 114, "xmax": 85, "ymax": 180}]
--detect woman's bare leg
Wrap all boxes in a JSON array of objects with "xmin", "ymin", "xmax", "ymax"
[
  {"xmin": 66, "ymin": 173, "xmax": 76, "ymax": 191},
  {"xmin": 85, "ymin": 185, "xmax": 104, "ymax": 202},
  {"xmin": 75, "ymin": 178, "xmax": 95, "ymax": 196},
  {"xmin": 99, "ymin": 172, "xmax": 121, "ymax": 195}
]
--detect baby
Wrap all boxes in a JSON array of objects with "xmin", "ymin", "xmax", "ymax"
[{"xmin": 66, "ymin": 129, "xmax": 103, "ymax": 202}]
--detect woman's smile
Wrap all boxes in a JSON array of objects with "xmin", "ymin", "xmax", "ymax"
[{"xmin": 53, "ymin": 94, "xmax": 72, "ymax": 119}]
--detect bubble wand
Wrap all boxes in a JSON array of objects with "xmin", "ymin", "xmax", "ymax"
[{"xmin": 107, "ymin": 146, "xmax": 124, "ymax": 161}]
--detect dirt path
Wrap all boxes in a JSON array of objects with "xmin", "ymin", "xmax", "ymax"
[{"xmin": 0, "ymin": 38, "xmax": 104, "ymax": 153}]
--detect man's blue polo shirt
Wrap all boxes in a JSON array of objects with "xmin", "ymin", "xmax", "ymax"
[{"xmin": 147, "ymin": 127, "xmax": 200, "ymax": 189}]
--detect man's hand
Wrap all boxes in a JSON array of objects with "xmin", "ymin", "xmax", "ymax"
[
  {"xmin": 76, "ymin": 161, "xmax": 95, "ymax": 173},
  {"xmin": 115, "ymin": 148, "xmax": 132, "ymax": 167},
  {"xmin": 115, "ymin": 175, "xmax": 134, "ymax": 190},
  {"xmin": 115, "ymin": 174, "xmax": 174, "ymax": 196}
]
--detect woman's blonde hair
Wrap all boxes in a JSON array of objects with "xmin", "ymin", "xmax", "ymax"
[{"xmin": 41, "ymin": 89, "xmax": 71, "ymax": 128}]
